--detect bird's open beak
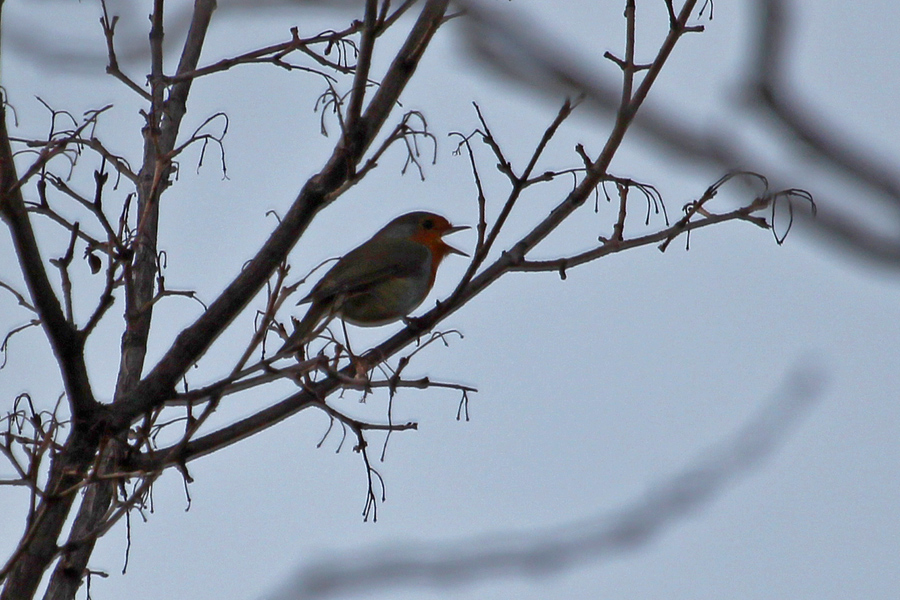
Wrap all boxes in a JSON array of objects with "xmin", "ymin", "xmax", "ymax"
[{"xmin": 442, "ymin": 224, "xmax": 470, "ymax": 257}]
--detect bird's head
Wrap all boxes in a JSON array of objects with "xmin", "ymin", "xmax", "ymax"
[{"xmin": 378, "ymin": 211, "xmax": 469, "ymax": 259}]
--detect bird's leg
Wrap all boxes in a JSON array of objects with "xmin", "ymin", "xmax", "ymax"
[
  {"xmin": 339, "ymin": 320, "xmax": 357, "ymax": 360},
  {"xmin": 335, "ymin": 320, "xmax": 372, "ymax": 390}
]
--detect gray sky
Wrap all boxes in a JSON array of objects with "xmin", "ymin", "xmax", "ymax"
[{"xmin": 1, "ymin": 1, "xmax": 898, "ymax": 599}]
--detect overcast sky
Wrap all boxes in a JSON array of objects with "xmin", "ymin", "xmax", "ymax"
[{"xmin": 1, "ymin": 1, "xmax": 898, "ymax": 599}]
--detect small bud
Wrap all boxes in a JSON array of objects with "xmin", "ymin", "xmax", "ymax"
[{"xmin": 88, "ymin": 253, "xmax": 102, "ymax": 274}]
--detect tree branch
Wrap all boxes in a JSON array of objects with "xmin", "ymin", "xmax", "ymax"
[
  {"xmin": 0, "ymin": 97, "xmax": 98, "ymax": 426},
  {"xmin": 116, "ymin": 0, "xmax": 451, "ymax": 429}
]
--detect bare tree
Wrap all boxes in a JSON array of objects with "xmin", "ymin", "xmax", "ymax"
[{"xmin": 0, "ymin": 1, "xmax": 843, "ymax": 599}]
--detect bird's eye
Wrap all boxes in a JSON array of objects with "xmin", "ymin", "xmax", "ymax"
[{"xmin": 422, "ymin": 218, "xmax": 434, "ymax": 230}]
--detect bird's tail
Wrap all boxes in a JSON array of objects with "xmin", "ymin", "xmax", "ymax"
[{"xmin": 279, "ymin": 302, "xmax": 328, "ymax": 354}]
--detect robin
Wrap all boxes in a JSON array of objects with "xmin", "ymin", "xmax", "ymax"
[{"xmin": 284, "ymin": 211, "xmax": 468, "ymax": 348}]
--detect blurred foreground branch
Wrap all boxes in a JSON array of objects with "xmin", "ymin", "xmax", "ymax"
[
  {"xmin": 460, "ymin": 0, "xmax": 900, "ymax": 266},
  {"xmin": 273, "ymin": 365, "xmax": 825, "ymax": 600}
]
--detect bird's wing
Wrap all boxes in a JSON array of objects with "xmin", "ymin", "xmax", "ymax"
[{"xmin": 301, "ymin": 238, "xmax": 430, "ymax": 304}]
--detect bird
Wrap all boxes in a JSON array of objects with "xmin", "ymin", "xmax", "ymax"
[{"xmin": 283, "ymin": 211, "xmax": 468, "ymax": 349}]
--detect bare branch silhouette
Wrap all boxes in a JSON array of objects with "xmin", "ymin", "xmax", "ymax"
[{"xmin": 1, "ymin": 1, "xmax": 879, "ymax": 598}]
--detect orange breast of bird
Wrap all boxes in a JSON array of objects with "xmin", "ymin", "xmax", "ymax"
[{"xmin": 408, "ymin": 227, "xmax": 457, "ymax": 288}]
